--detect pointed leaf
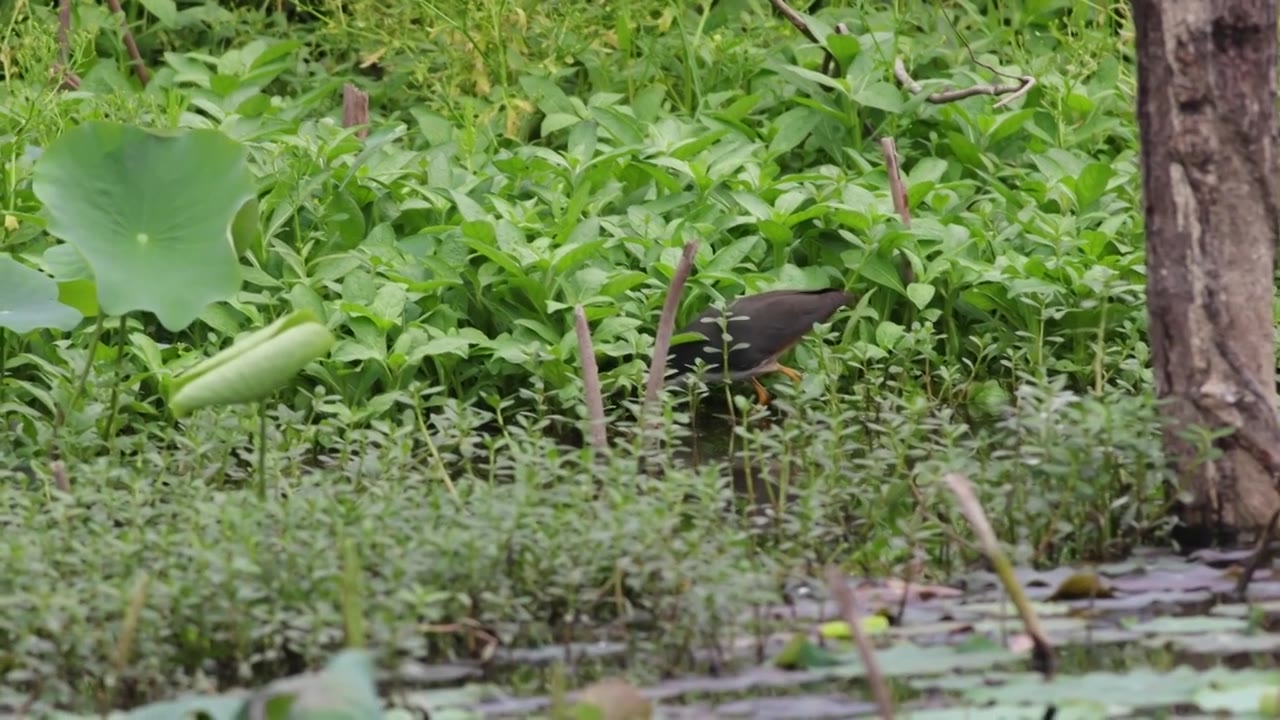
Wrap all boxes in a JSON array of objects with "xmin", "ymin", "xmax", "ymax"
[{"xmin": 906, "ymin": 282, "xmax": 936, "ymax": 310}]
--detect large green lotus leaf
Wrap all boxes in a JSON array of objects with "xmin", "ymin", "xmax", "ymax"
[
  {"xmin": 31, "ymin": 121, "xmax": 254, "ymax": 331},
  {"xmin": 0, "ymin": 254, "xmax": 83, "ymax": 333}
]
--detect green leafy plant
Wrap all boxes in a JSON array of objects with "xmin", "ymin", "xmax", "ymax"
[
  {"xmin": 169, "ymin": 308, "xmax": 336, "ymax": 498},
  {"xmin": 0, "ymin": 0, "xmax": 1206, "ymax": 715}
]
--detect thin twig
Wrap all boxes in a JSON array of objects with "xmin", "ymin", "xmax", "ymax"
[
  {"xmin": 942, "ymin": 472, "xmax": 1057, "ymax": 679},
  {"xmin": 942, "ymin": 11, "xmax": 1027, "ymax": 84},
  {"xmin": 895, "ymin": 13, "xmax": 1035, "ymax": 107},
  {"xmin": 108, "ymin": 572, "xmax": 150, "ymax": 710},
  {"xmin": 824, "ymin": 566, "xmax": 894, "ymax": 720},
  {"xmin": 57, "ymin": 0, "xmax": 72, "ymax": 65},
  {"xmin": 1234, "ymin": 507, "xmax": 1280, "ymax": 600},
  {"xmin": 573, "ymin": 305, "xmax": 608, "ymax": 452},
  {"xmin": 894, "ymin": 57, "xmax": 1035, "ymax": 107},
  {"xmin": 770, "ymin": 0, "xmax": 843, "ymax": 78},
  {"xmin": 643, "ymin": 240, "xmax": 699, "ymax": 409},
  {"xmin": 770, "ymin": 0, "xmax": 819, "ymax": 45},
  {"xmin": 880, "ymin": 137, "xmax": 915, "ymax": 285},
  {"xmin": 102, "ymin": 0, "xmax": 151, "ymax": 86},
  {"xmin": 880, "ymin": 137, "xmax": 911, "ymax": 228},
  {"xmin": 894, "ymin": 551, "xmax": 923, "ymax": 624},
  {"xmin": 51, "ymin": 460, "xmax": 70, "ymax": 494},
  {"xmin": 52, "ymin": 0, "xmax": 82, "ymax": 90}
]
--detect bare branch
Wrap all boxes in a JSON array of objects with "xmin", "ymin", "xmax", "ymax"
[
  {"xmin": 894, "ymin": 57, "xmax": 1034, "ymax": 106},
  {"xmin": 573, "ymin": 304, "xmax": 609, "ymax": 452},
  {"xmin": 992, "ymin": 77, "xmax": 1037, "ymax": 109},
  {"xmin": 880, "ymin": 137, "xmax": 910, "ymax": 227},
  {"xmin": 342, "ymin": 83, "xmax": 370, "ymax": 140},
  {"xmin": 880, "ymin": 137, "xmax": 915, "ymax": 285},
  {"xmin": 1234, "ymin": 507, "xmax": 1280, "ymax": 600},
  {"xmin": 770, "ymin": 0, "xmax": 819, "ymax": 45},
  {"xmin": 51, "ymin": 0, "xmax": 82, "ymax": 90},
  {"xmin": 643, "ymin": 240, "xmax": 699, "ymax": 409},
  {"xmin": 943, "ymin": 10, "xmax": 1026, "ymax": 84},
  {"xmin": 102, "ymin": 0, "xmax": 151, "ymax": 87},
  {"xmin": 824, "ymin": 566, "xmax": 894, "ymax": 720},
  {"xmin": 51, "ymin": 460, "xmax": 70, "ymax": 494},
  {"xmin": 771, "ymin": 0, "xmax": 844, "ymax": 78},
  {"xmin": 942, "ymin": 473, "xmax": 1057, "ymax": 679},
  {"xmin": 57, "ymin": 0, "xmax": 72, "ymax": 65}
]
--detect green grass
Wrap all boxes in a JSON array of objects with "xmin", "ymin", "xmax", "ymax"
[{"xmin": 0, "ymin": 0, "xmax": 1199, "ymax": 713}]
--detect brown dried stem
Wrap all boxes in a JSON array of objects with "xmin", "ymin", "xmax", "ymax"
[
  {"xmin": 342, "ymin": 83, "xmax": 370, "ymax": 140},
  {"xmin": 642, "ymin": 240, "xmax": 699, "ymax": 409},
  {"xmin": 880, "ymin": 137, "xmax": 915, "ymax": 285},
  {"xmin": 52, "ymin": 0, "xmax": 82, "ymax": 90},
  {"xmin": 824, "ymin": 566, "xmax": 894, "ymax": 719},
  {"xmin": 103, "ymin": 0, "xmax": 150, "ymax": 87},
  {"xmin": 1234, "ymin": 507, "xmax": 1280, "ymax": 600},
  {"xmin": 51, "ymin": 460, "xmax": 70, "ymax": 494},
  {"xmin": 573, "ymin": 304, "xmax": 609, "ymax": 452},
  {"xmin": 942, "ymin": 472, "xmax": 1057, "ymax": 679},
  {"xmin": 894, "ymin": 13, "xmax": 1036, "ymax": 108},
  {"xmin": 57, "ymin": 0, "xmax": 71, "ymax": 65},
  {"xmin": 893, "ymin": 57, "xmax": 1034, "ymax": 108},
  {"xmin": 880, "ymin": 137, "xmax": 911, "ymax": 227},
  {"xmin": 770, "ymin": 0, "xmax": 845, "ymax": 78}
]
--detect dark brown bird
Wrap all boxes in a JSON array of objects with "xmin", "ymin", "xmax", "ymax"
[{"xmin": 667, "ymin": 288, "xmax": 854, "ymax": 404}]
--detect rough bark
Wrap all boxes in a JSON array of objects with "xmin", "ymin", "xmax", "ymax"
[{"xmin": 1133, "ymin": 0, "xmax": 1280, "ymax": 539}]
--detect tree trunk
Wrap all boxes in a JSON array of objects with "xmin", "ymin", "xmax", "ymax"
[{"xmin": 1132, "ymin": 0, "xmax": 1280, "ymax": 541}]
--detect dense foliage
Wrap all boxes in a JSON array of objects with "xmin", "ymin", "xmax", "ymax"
[{"xmin": 0, "ymin": 0, "xmax": 1182, "ymax": 712}]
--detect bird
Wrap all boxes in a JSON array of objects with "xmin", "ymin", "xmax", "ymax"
[{"xmin": 666, "ymin": 288, "xmax": 854, "ymax": 404}]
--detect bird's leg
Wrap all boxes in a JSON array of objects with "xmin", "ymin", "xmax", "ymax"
[
  {"xmin": 775, "ymin": 364, "xmax": 803, "ymax": 383},
  {"xmin": 751, "ymin": 377, "xmax": 772, "ymax": 405}
]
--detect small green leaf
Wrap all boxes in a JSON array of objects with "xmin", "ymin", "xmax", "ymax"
[
  {"xmin": 412, "ymin": 336, "xmax": 473, "ymax": 359},
  {"xmin": 541, "ymin": 113, "xmax": 580, "ymax": 135},
  {"xmin": 768, "ymin": 107, "xmax": 821, "ymax": 156},
  {"xmin": 825, "ymin": 33, "xmax": 860, "ymax": 70},
  {"xmin": 135, "ymin": 0, "xmax": 178, "ymax": 26},
  {"xmin": 989, "ymin": 109, "xmax": 1036, "ymax": 142},
  {"xmin": 852, "ymin": 82, "xmax": 904, "ymax": 112},
  {"xmin": 567, "ymin": 120, "xmax": 598, "ymax": 166},
  {"xmin": 1074, "ymin": 162, "xmax": 1115, "ymax": 210},
  {"xmin": 706, "ymin": 236, "xmax": 761, "ymax": 274},
  {"xmin": 851, "ymin": 251, "xmax": 906, "ymax": 294},
  {"xmin": 906, "ymin": 282, "xmax": 935, "ymax": 310},
  {"xmin": 520, "ymin": 74, "xmax": 578, "ymax": 116},
  {"xmin": 449, "ymin": 190, "xmax": 488, "ymax": 223},
  {"xmin": 875, "ymin": 320, "xmax": 906, "ymax": 349},
  {"xmin": 908, "ymin": 157, "xmax": 949, "ymax": 186},
  {"xmin": 773, "ymin": 631, "xmax": 840, "ymax": 670}
]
